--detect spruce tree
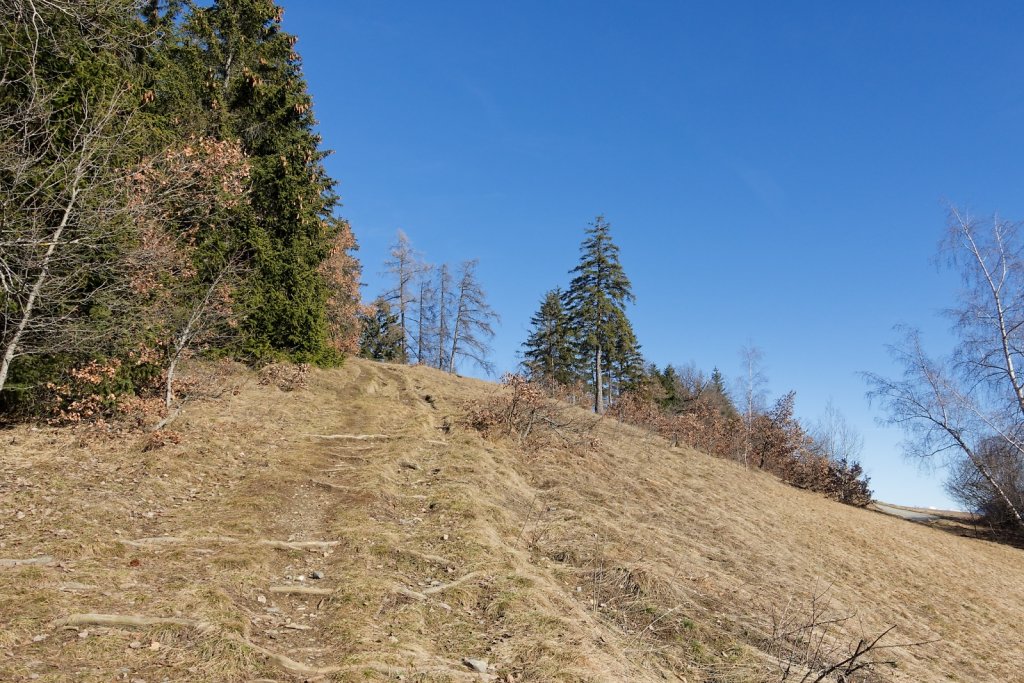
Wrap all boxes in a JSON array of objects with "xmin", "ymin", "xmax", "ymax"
[
  {"xmin": 522, "ymin": 289, "xmax": 576, "ymax": 386},
  {"xmin": 606, "ymin": 318, "xmax": 644, "ymax": 398},
  {"xmin": 172, "ymin": 0, "xmax": 357, "ymax": 362},
  {"xmin": 563, "ymin": 216, "xmax": 636, "ymax": 413}
]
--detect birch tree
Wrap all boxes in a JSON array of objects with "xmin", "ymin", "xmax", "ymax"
[
  {"xmin": 866, "ymin": 208, "xmax": 1024, "ymax": 529},
  {"xmin": 738, "ymin": 344, "xmax": 768, "ymax": 466},
  {"xmin": 0, "ymin": 0, "xmax": 142, "ymax": 396}
]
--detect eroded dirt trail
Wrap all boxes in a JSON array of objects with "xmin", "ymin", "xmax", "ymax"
[{"xmin": 0, "ymin": 361, "xmax": 511, "ymax": 682}]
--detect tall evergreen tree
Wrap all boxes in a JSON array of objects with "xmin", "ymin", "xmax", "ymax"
[
  {"xmin": 169, "ymin": 0, "xmax": 358, "ymax": 362},
  {"xmin": 606, "ymin": 317, "xmax": 644, "ymax": 398},
  {"xmin": 522, "ymin": 289, "xmax": 576, "ymax": 386},
  {"xmin": 563, "ymin": 216, "xmax": 636, "ymax": 413}
]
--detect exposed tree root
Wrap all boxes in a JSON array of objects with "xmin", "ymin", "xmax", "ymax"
[
  {"xmin": 306, "ymin": 433, "xmax": 389, "ymax": 441},
  {"xmin": 310, "ymin": 479, "xmax": 369, "ymax": 494},
  {"xmin": 259, "ymin": 540, "xmax": 341, "ymax": 551},
  {"xmin": 122, "ymin": 537, "xmax": 341, "ymax": 552},
  {"xmin": 122, "ymin": 536, "xmax": 237, "ymax": 547},
  {"xmin": 54, "ymin": 613, "xmax": 213, "ymax": 631},
  {"xmin": 269, "ymin": 586, "xmax": 334, "ymax": 596},
  {"xmin": 395, "ymin": 548, "xmax": 453, "ymax": 566},
  {"xmin": 422, "ymin": 570, "xmax": 485, "ymax": 595},
  {"xmin": 341, "ymin": 662, "xmax": 495, "ymax": 681},
  {"xmin": 393, "ymin": 570, "xmax": 486, "ymax": 611},
  {"xmin": 52, "ymin": 613, "xmax": 339, "ymax": 677},
  {"xmin": 394, "ymin": 586, "xmax": 452, "ymax": 611},
  {"xmin": 0, "ymin": 555, "xmax": 53, "ymax": 567},
  {"xmin": 50, "ymin": 613, "xmax": 496, "ymax": 680}
]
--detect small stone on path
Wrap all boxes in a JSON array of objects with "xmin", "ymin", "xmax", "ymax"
[{"xmin": 463, "ymin": 658, "xmax": 489, "ymax": 673}]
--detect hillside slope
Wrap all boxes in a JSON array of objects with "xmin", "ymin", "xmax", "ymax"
[{"xmin": 2, "ymin": 359, "xmax": 1022, "ymax": 682}]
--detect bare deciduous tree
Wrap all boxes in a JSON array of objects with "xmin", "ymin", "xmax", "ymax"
[
  {"xmin": 411, "ymin": 262, "xmax": 436, "ymax": 365},
  {"xmin": 810, "ymin": 399, "xmax": 864, "ymax": 464},
  {"xmin": 125, "ymin": 137, "xmax": 250, "ymax": 408},
  {"xmin": 382, "ymin": 230, "xmax": 420, "ymax": 360},
  {"xmin": 866, "ymin": 208, "xmax": 1024, "ymax": 529},
  {"xmin": 738, "ymin": 344, "xmax": 768, "ymax": 466},
  {"xmin": 447, "ymin": 259, "xmax": 498, "ymax": 375},
  {"xmin": 434, "ymin": 262, "xmax": 453, "ymax": 370},
  {"xmin": 0, "ymin": 0, "xmax": 142, "ymax": 395}
]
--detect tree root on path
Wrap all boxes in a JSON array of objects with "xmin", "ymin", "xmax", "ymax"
[
  {"xmin": 0, "ymin": 555, "xmax": 53, "ymax": 567},
  {"xmin": 422, "ymin": 570, "xmax": 485, "ymax": 595},
  {"xmin": 306, "ymin": 433, "xmax": 389, "ymax": 441},
  {"xmin": 394, "ymin": 547, "xmax": 454, "ymax": 567},
  {"xmin": 52, "ymin": 613, "xmax": 339, "ymax": 677},
  {"xmin": 394, "ymin": 586, "xmax": 452, "ymax": 611},
  {"xmin": 51, "ymin": 613, "xmax": 496, "ymax": 680},
  {"xmin": 122, "ymin": 537, "xmax": 342, "ymax": 552},
  {"xmin": 259, "ymin": 540, "xmax": 341, "ymax": 551},
  {"xmin": 394, "ymin": 570, "xmax": 486, "ymax": 610},
  {"xmin": 269, "ymin": 586, "xmax": 334, "ymax": 596}
]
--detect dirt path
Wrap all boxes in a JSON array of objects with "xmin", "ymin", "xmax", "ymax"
[{"xmin": 0, "ymin": 361, "xmax": 501, "ymax": 681}]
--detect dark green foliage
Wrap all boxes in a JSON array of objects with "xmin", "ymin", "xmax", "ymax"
[
  {"xmin": 0, "ymin": 0, "xmax": 154, "ymax": 405},
  {"xmin": 158, "ymin": 0, "xmax": 355, "ymax": 363},
  {"xmin": 563, "ymin": 216, "xmax": 638, "ymax": 412},
  {"xmin": 652, "ymin": 364, "xmax": 738, "ymax": 420},
  {"xmin": 2, "ymin": 0, "xmax": 361, "ymax": 422},
  {"xmin": 522, "ymin": 289, "xmax": 576, "ymax": 386},
  {"xmin": 359, "ymin": 299, "xmax": 406, "ymax": 362}
]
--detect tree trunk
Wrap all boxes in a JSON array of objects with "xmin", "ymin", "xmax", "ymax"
[
  {"xmin": 594, "ymin": 345, "xmax": 604, "ymax": 414},
  {"xmin": 0, "ymin": 187, "xmax": 79, "ymax": 395}
]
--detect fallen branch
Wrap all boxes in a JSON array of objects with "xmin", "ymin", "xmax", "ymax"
[
  {"xmin": 0, "ymin": 555, "xmax": 54, "ymax": 567},
  {"xmin": 269, "ymin": 586, "xmax": 334, "ymax": 596}
]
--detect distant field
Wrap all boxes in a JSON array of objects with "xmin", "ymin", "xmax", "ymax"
[{"xmin": 2, "ymin": 359, "xmax": 1022, "ymax": 681}]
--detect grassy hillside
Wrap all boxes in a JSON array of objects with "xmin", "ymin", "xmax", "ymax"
[{"xmin": 1, "ymin": 359, "xmax": 1021, "ymax": 682}]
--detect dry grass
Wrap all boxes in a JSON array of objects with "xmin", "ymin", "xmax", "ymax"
[{"xmin": 1, "ymin": 358, "xmax": 1022, "ymax": 681}]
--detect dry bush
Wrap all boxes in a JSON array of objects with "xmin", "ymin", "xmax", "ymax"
[
  {"xmin": 761, "ymin": 585, "xmax": 930, "ymax": 682},
  {"xmin": 752, "ymin": 395, "xmax": 871, "ymax": 507},
  {"xmin": 258, "ymin": 362, "xmax": 310, "ymax": 391},
  {"xmin": 610, "ymin": 390, "xmax": 872, "ymax": 507},
  {"xmin": 463, "ymin": 374, "xmax": 599, "ymax": 453}
]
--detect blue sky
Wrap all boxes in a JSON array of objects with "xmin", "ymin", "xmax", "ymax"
[{"xmin": 280, "ymin": 1, "xmax": 1024, "ymax": 508}]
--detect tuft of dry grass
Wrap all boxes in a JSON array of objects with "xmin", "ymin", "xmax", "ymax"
[{"xmin": 1, "ymin": 357, "xmax": 1022, "ymax": 681}]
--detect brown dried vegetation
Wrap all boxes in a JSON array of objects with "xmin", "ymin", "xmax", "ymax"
[{"xmin": 0, "ymin": 360, "xmax": 1020, "ymax": 682}]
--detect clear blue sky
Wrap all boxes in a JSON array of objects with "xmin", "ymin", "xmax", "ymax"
[{"xmin": 280, "ymin": 1, "xmax": 1024, "ymax": 508}]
